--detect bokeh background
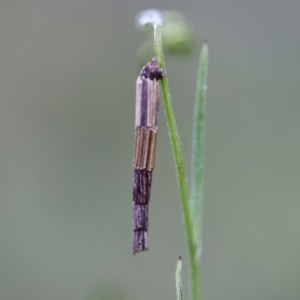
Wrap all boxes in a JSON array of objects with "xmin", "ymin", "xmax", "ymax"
[{"xmin": 1, "ymin": 1, "xmax": 300, "ymax": 300}]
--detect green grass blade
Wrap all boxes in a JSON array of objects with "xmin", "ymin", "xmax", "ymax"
[
  {"xmin": 190, "ymin": 41, "xmax": 208, "ymax": 260},
  {"xmin": 175, "ymin": 257, "xmax": 183, "ymax": 300}
]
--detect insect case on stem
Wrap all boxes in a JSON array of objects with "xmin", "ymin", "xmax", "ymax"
[{"xmin": 132, "ymin": 58, "xmax": 164, "ymax": 254}]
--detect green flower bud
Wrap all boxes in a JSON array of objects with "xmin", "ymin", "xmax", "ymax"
[{"xmin": 162, "ymin": 12, "xmax": 193, "ymax": 55}]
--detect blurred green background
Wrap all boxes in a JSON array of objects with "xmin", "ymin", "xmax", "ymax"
[{"xmin": 1, "ymin": 1, "xmax": 300, "ymax": 300}]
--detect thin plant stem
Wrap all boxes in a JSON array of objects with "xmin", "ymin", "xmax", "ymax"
[
  {"xmin": 137, "ymin": 10, "xmax": 208, "ymax": 300},
  {"xmin": 153, "ymin": 24, "xmax": 199, "ymax": 300}
]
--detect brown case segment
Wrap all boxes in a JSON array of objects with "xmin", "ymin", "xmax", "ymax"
[{"xmin": 133, "ymin": 128, "xmax": 157, "ymax": 171}]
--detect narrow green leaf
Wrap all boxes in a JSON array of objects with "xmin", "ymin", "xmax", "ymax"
[
  {"xmin": 175, "ymin": 256, "xmax": 183, "ymax": 300},
  {"xmin": 190, "ymin": 41, "xmax": 208, "ymax": 260}
]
